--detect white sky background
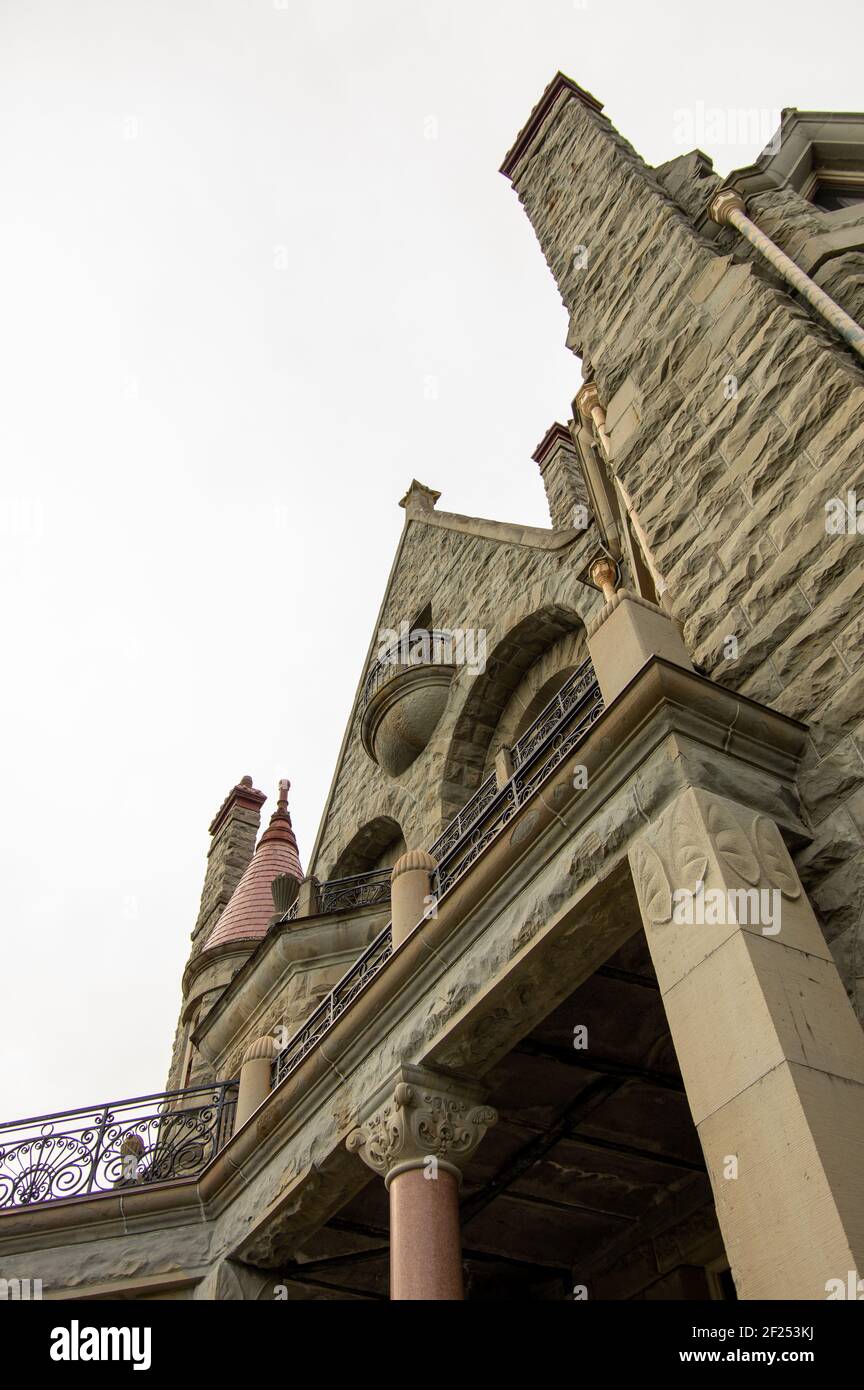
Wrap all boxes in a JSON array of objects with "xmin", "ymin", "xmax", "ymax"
[{"xmin": 0, "ymin": 0, "xmax": 860, "ymax": 1121}]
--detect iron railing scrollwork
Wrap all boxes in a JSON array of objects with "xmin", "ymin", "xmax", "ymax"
[
  {"xmin": 0, "ymin": 1081, "xmax": 238, "ymax": 1209},
  {"xmin": 360, "ymin": 629, "xmax": 456, "ymax": 712},
  {"xmin": 272, "ymin": 926, "xmax": 393, "ymax": 1087},
  {"xmin": 319, "ymin": 868, "xmax": 392, "ymax": 915},
  {"xmin": 272, "ymin": 658, "xmax": 603, "ymax": 1089}
]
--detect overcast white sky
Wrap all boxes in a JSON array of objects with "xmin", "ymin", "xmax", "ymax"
[{"xmin": 1, "ymin": 0, "xmax": 861, "ymax": 1122}]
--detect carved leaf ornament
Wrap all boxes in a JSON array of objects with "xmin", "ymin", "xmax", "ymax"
[{"xmin": 633, "ymin": 801, "xmax": 801, "ymax": 925}]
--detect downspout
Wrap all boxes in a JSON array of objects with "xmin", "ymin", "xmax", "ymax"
[
  {"xmin": 575, "ymin": 383, "xmax": 674, "ymax": 613},
  {"xmin": 709, "ymin": 189, "xmax": 864, "ymax": 362}
]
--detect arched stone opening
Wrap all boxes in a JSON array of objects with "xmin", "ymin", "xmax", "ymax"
[
  {"xmin": 328, "ymin": 816, "xmax": 406, "ymax": 879},
  {"xmin": 439, "ymin": 602, "xmax": 588, "ymax": 828}
]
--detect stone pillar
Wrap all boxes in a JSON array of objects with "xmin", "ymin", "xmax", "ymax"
[
  {"xmin": 235, "ymin": 1035, "xmax": 277, "ymax": 1131},
  {"xmin": 390, "ymin": 849, "xmax": 437, "ymax": 948},
  {"xmin": 494, "ymin": 745, "xmax": 514, "ymax": 789},
  {"xmin": 628, "ymin": 786, "xmax": 864, "ymax": 1299},
  {"xmin": 347, "ymin": 1067, "xmax": 497, "ymax": 1301},
  {"xmin": 295, "ymin": 875, "xmax": 320, "ymax": 918},
  {"xmin": 586, "ymin": 588, "xmax": 693, "ymax": 706}
]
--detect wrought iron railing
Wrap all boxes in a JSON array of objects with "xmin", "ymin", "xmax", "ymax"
[
  {"xmin": 361, "ymin": 629, "xmax": 456, "ymax": 711},
  {"xmin": 430, "ymin": 661, "xmax": 604, "ymax": 897},
  {"xmin": 0, "ymin": 1081, "xmax": 238, "ymax": 1209},
  {"xmin": 319, "ymin": 867, "xmax": 392, "ymax": 915},
  {"xmin": 277, "ymin": 867, "xmax": 391, "ymax": 925},
  {"xmin": 273, "ymin": 658, "xmax": 603, "ymax": 1088}
]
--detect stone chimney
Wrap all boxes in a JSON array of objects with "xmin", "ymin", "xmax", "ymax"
[
  {"xmin": 532, "ymin": 422, "xmax": 590, "ymax": 530},
  {"xmin": 165, "ymin": 774, "xmax": 268, "ymax": 1091},
  {"xmin": 191, "ymin": 775, "xmax": 267, "ymax": 948}
]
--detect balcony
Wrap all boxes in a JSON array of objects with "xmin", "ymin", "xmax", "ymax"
[
  {"xmin": 0, "ymin": 661, "xmax": 601, "ymax": 1211},
  {"xmin": 280, "ymin": 866, "xmax": 392, "ymax": 922},
  {"xmin": 0, "ymin": 1081, "xmax": 237, "ymax": 1209},
  {"xmin": 274, "ymin": 657, "xmax": 603, "ymax": 1088},
  {"xmin": 360, "ymin": 629, "xmax": 457, "ymax": 776}
]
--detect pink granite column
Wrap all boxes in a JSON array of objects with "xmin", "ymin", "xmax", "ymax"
[
  {"xmin": 347, "ymin": 1068, "xmax": 497, "ymax": 1302},
  {"xmin": 388, "ymin": 1164, "xmax": 464, "ymax": 1300}
]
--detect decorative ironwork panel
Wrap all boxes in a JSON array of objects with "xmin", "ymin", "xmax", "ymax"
[
  {"xmin": 272, "ymin": 923, "xmax": 393, "ymax": 1087},
  {"xmin": 429, "ymin": 771, "xmax": 498, "ymax": 862},
  {"xmin": 319, "ymin": 868, "xmax": 392, "ymax": 915},
  {"xmin": 0, "ymin": 1082, "xmax": 237, "ymax": 1209},
  {"xmin": 512, "ymin": 657, "xmax": 600, "ymax": 767}
]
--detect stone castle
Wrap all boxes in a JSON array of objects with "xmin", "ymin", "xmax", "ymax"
[{"xmin": 2, "ymin": 74, "xmax": 864, "ymax": 1301}]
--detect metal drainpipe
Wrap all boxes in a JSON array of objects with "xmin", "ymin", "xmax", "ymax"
[
  {"xmin": 575, "ymin": 383, "xmax": 673, "ymax": 612},
  {"xmin": 709, "ymin": 188, "xmax": 864, "ymax": 362}
]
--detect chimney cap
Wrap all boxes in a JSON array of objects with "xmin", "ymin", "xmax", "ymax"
[
  {"xmin": 531, "ymin": 422, "xmax": 574, "ymax": 471},
  {"xmin": 208, "ymin": 776, "xmax": 267, "ymax": 837},
  {"xmin": 500, "ymin": 71, "xmax": 604, "ymax": 181}
]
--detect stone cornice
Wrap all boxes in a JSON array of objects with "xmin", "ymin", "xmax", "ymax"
[
  {"xmin": 719, "ymin": 110, "xmax": 864, "ymax": 199},
  {"xmin": 406, "ymin": 505, "xmax": 594, "ymax": 552}
]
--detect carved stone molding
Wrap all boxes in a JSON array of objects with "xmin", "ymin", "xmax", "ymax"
[
  {"xmin": 346, "ymin": 1068, "xmax": 497, "ymax": 1188},
  {"xmin": 630, "ymin": 789, "xmax": 803, "ymax": 927}
]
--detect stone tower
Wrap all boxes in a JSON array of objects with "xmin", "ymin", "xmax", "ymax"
[{"xmin": 165, "ymin": 777, "xmax": 303, "ymax": 1091}]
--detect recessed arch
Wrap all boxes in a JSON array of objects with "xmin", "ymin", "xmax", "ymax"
[
  {"xmin": 513, "ymin": 665, "xmax": 580, "ymax": 742},
  {"xmin": 438, "ymin": 600, "xmax": 589, "ymax": 827},
  {"xmin": 328, "ymin": 816, "xmax": 406, "ymax": 879}
]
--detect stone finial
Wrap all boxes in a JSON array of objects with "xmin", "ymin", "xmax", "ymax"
[
  {"xmin": 391, "ymin": 848, "xmax": 438, "ymax": 881},
  {"xmin": 118, "ymin": 1133, "xmax": 145, "ymax": 1158},
  {"xmin": 390, "ymin": 849, "xmax": 438, "ymax": 947},
  {"xmin": 346, "ymin": 1070, "xmax": 497, "ymax": 1189},
  {"xmin": 399, "ymin": 480, "xmax": 442, "ymax": 514},
  {"xmin": 242, "ymin": 1035, "xmax": 278, "ymax": 1065},
  {"xmin": 235, "ymin": 1036, "xmax": 278, "ymax": 1131}
]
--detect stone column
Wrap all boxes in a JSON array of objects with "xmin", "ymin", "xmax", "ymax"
[
  {"xmin": 235, "ymin": 1035, "xmax": 277, "ymax": 1131},
  {"xmin": 347, "ymin": 1067, "xmax": 497, "ymax": 1300},
  {"xmin": 494, "ymin": 745, "xmax": 515, "ymax": 789},
  {"xmin": 628, "ymin": 785, "xmax": 864, "ymax": 1299},
  {"xmin": 390, "ymin": 849, "xmax": 437, "ymax": 948}
]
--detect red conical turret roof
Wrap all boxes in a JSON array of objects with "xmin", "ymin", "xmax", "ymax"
[{"xmin": 204, "ymin": 779, "xmax": 303, "ymax": 952}]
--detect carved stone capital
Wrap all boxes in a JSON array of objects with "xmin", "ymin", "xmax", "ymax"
[{"xmin": 346, "ymin": 1068, "xmax": 497, "ymax": 1188}]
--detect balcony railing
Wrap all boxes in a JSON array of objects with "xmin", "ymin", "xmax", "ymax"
[
  {"xmin": 280, "ymin": 866, "xmax": 392, "ymax": 923},
  {"xmin": 319, "ymin": 867, "xmax": 392, "ymax": 915},
  {"xmin": 0, "ymin": 1081, "xmax": 238, "ymax": 1209},
  {"xmin": 360, "ymin": 629, "xmax": 457, "ymax": 711},
  {"xmin": 273, "ymin": 658, "xmax": 603, "ymax": 1088}
]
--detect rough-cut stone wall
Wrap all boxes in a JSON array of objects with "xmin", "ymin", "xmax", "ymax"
[
  {"xmin": 311, "ymin": 517, "xmax": 601, "ymax": 881},
  {"xmin": 742, "ymin": 189, "xmax": 864, "ymax": 323},
  {"xmin": 506, "ymin": 85, "xmax": 864, "ymax": 1011}
]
